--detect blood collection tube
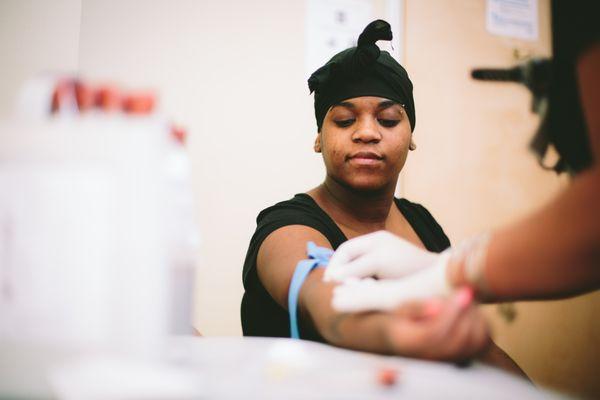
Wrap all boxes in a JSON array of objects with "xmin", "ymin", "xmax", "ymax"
[
  {"xmin": 95, "ymin": 85, "xmax": 122, "ymax": 112},
  {"xmin": 122, "ymin": 92, "xmax": 155, "ymax": 114},
  {"xmin": 74, "ymin": 80, "xmax": 95, "ymax": 112}
]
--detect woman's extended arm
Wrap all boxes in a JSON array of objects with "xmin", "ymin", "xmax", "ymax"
[{"xmin": 257, "ymin": 224, "xmax": 491, "ymax": 361}]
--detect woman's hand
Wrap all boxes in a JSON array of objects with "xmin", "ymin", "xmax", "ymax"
[
  {"xmin": 324, "ymin": 230, "xmax": 439, "ymax": 282},
  {"xmin": 383, "ymin": 288, "xmax": 491, "ymax": 361}
]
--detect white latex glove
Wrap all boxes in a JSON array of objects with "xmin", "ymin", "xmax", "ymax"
[
  {"xmin": 324, "ymin": 230, "xmax": 439, "ymax": 282},
  {"xmin": 331, "ymin": 250, "xmax": 452, "ymax": 312}
]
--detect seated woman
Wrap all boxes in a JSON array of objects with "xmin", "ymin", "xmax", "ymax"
[{"xmin": 241, "ymin": 20, "xmax": 521, "ymax": 367}]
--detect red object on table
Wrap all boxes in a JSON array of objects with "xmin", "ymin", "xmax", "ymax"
[
  {"xmin": 171, "ymin": 125, "xmax": 187, "ymax": 145},
  {"xmin": 377, "ymin": 367, "xmax": 399, "ymax": 387}
]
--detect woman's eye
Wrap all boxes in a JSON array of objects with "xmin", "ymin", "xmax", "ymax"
[
  {"xmin": 378, "ymin": 119, "xmax": 400, "ymax": 128},
  {"xmin": 334, "ymin": 119, "xmax": 355, "ymax": 128}
]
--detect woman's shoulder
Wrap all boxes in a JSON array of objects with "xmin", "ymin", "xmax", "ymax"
[
  {"xmin": 395, "ymin": 197, "xmax": 451, "ymax": 251},
  {"xmin": 256, "ymin": 193, "xmax": 320, "ymax": 224},
  {"xmin": 395, "ymin": 197, "xmax": 437, "ymax": 220},
  {"xmin": 253, "ymin": 193, "xmax": 346, "ymax": 246},
  {"xmin": 243, "ymin": 193, "xmax": 345, "ymax": 286},
  {"xmin": 252, "ymin": 193, "xmax": 346, "ymax": 248}
]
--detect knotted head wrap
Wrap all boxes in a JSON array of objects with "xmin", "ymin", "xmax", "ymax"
[{"xmin": 308, "ymin": 20, "xmax": 415, "ymax": 132}]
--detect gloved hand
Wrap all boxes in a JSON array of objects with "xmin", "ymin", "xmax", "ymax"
[
  {"xmin": 331, "ymin": 250, "xmax": 452, "ymax": 312},
  {"xmin": 323, "ymin": 230, "xmax": 440, "ymax": 282}
]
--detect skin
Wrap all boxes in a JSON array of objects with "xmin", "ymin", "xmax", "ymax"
[
  {"xmin": 310, "ymin": 99, "xmax": 422, "ymax": 243},
  {"xmin": 448, "ymin": 44, "xmax": 600, "ymax": 302},
  {"xmin": 256, "ymin": 96, "xmax": 524, "ymax": 371}
]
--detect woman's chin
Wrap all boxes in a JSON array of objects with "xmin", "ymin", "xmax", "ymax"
[{"xmin": 346, "ymin": 177, "xmax": 392, "ymax": 193}]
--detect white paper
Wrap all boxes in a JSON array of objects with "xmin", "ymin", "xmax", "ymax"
[{"xmin": 486, "ymin": 0, "xmax": 538, "ymax": 41}]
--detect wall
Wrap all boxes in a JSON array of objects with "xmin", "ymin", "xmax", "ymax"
[
  {"xmin": 401, "ymin": 1, "xmax": 599, "ymax": 397},
  {"xmin": 77, "ymin": 0, "xmax": 396, "ymax": 336},
  {"xmin": 0, "ymin": 0, "xmax": 82, "ymax": 118},
  {"xmin": 77, "ymin": 0, "xmax": 326, "ymax": 336}
]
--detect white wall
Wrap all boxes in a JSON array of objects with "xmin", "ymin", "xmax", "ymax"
[
  {"xmin": 0, "ymin": 0, "xmax": 389, "ymax": 336},
  {"xmin": 77, "ymin": 0, "xmax": 395, "ymax": 335},
  {"xmin": 77, "ymin": 0, "xmax": 326, "ymax": 335},
  {"xmin": 0, "ymin": 0, "xmax": 81, "ymax": 117}
]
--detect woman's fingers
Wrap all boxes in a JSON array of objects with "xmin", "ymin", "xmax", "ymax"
[
  {"xmin": 384, "ymin": 288, "xmax": 491, "ymax": 361},
  {"xmin": 428, "ymin": 288, "xmax": 484, "ymax": 360},
  {"xmin": 467, "ymin": 303, "xmax": 492, "ymax": 356},
  {"xmin": 435, "ymin": 288, "xmax": 474, "ymax": 338},
  {"xmin": 438, "ymin": 306, "xmax": 481, "ymax": 360},
  {"xmin": 435, "ymin": 310, "xmax": 490, "ymax": 360},
  {"xmin": 393, "ymin": 298, "xmax": 445, "ymax": 320}
]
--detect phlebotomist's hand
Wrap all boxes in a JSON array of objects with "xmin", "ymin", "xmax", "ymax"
[
  {"xmin": 325, "ymin": 231, "xmax": 453, "ymax": 312},
  {"xmin": 324, "ymin": 230, "xmax": 441, "ymax": 282}
]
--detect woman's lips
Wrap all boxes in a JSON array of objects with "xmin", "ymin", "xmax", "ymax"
[{"xmin": 347, "ymin": 151, "xmax": 384, "ymax": 166}]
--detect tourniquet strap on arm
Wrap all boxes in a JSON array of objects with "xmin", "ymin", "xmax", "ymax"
[{"xmin": 288, "ymin": 242, "xmax": 333, "ymax": 339}]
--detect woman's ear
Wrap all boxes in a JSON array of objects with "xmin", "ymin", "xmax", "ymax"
[{"xmin": 314, "ymin": 134, "xmax": 322, "ymax": 153}]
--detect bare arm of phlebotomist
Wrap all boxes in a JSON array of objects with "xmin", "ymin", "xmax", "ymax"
[{"xmin": 479, "ymin": 44, "xmax": 600, "ymax": 301}]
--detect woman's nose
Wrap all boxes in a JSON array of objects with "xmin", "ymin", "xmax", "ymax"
[{"xmin": 351, "ymin": 118, "xmax": 382, "ymax": 143}]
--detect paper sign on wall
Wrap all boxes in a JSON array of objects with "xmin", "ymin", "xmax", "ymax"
[{"xmin": 486, "ymin": 0, "xmax": 538, "ymax": 41}]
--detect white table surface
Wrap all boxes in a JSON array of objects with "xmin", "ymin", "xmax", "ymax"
[
  {"xmin": 163, "ymin": 336, "xmax": 566, "ymax": 399},
  {"xmin": 1, "ymin": 336, "xmax": 568, "ymax": 399}
]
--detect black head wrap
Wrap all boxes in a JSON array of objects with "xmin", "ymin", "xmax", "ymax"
[{"xmin": 308, "ymin": 20, "xmax": 415, "ymax": 132}]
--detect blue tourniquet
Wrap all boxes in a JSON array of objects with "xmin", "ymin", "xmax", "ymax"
[{"xmin": 288, "ymin": 241, "xmax": 333, "ymax": 339}]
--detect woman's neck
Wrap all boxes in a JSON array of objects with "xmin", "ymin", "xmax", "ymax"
[{"xmin": 311, "ymin": 176, "xmax": 397, "ymax": 231}]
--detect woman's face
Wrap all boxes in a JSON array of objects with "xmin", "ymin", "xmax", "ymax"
[{"xmin": 316, "ymin": 96, "xmax": 412, "ymax": 192}]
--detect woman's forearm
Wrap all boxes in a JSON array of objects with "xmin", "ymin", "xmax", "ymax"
[
  {"xmin": 300, "ymin": 270, "xmax": 500, "ymax": 363},
  {"xmin": 300, "ymin": 269, "xmax": 393, "ymax": 354}
]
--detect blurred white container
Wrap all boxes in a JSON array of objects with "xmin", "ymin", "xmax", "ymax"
[{"xmin": 0, "ymin": 113, "xmax": 197, "ymax": 355}]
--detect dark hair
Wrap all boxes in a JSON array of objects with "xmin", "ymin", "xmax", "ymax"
[{"xmin": 308, "ymin": 20, "xmax": 416, "ymax": 133}]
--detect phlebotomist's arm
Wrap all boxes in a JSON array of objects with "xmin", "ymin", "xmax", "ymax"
[{"xmin": 450, "ymin": 44, "xmax": 600, "ymax": 301}]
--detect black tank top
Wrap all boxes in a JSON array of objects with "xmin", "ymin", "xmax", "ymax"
[{"xmin": 240, "ymin": 193, "xmax": 450, "ymax": 341}]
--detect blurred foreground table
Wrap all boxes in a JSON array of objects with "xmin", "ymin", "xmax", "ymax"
[
  {"xmin": 164, "ymin": 336, "xmax": 564, "ymax": 399},
  {"xmin": 1, "ymin": 336, "xmax": 566, "ymax": 399}
]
